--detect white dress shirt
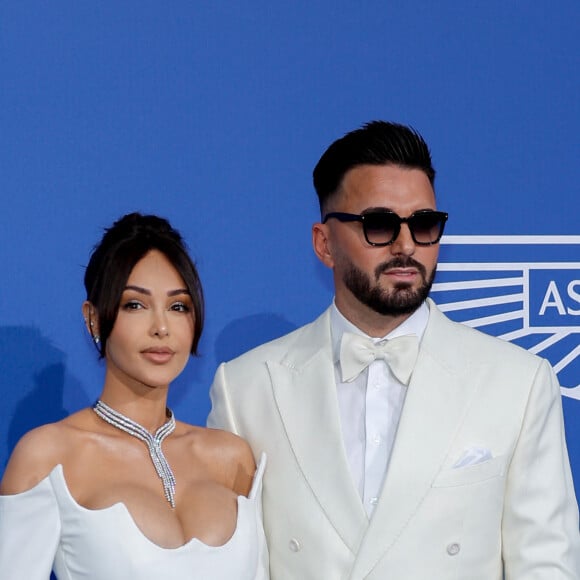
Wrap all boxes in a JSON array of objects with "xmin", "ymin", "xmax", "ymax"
[{"xmin": 330, "ymin": 301, "xmax": 429, "ymax": 517}]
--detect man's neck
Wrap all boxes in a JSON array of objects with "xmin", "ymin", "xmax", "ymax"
[{"xmin": 334, "ymin": 297, "xmax": 417, "ymax": 338}]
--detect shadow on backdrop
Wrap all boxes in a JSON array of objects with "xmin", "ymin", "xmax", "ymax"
[
  {"xmin": 215, "ymin": 313, "xmax": 297, "ymax": 364},
  {"xmin": 0, "ymin": 326, "xmax": 78, "ymax": 472}
]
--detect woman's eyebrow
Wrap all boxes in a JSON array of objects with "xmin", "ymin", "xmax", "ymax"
[{"xmin": 124, "ymin": 285, "xmax": 189, "ymax": 297}]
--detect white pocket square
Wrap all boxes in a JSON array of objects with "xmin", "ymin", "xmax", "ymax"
[{"xmin": 453, "ymin": 446, "xmax": 493, "ymax": 468}]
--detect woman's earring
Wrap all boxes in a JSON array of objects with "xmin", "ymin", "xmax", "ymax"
[{"xmin": 86, "ymin": 318, "xmax": 99, "ymax": 344}]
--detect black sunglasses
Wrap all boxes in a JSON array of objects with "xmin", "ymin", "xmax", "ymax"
[{"xmin": 322, "ymin": 209, "xmax": 448, "ymax": 246}]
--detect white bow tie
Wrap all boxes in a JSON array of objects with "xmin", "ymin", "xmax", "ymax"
[{"xmin": 339, "ymin": 332, "xmax": 419, "ymax": 385}]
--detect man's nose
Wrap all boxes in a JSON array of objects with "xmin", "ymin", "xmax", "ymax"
[{"xmin": 389, "ymin": 223, "xmax": 416, "ymax": 255}]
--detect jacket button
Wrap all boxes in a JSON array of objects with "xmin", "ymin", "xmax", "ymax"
[
  {"xmin": 289, "ymin": 538, "xmax": 301, "ymax": 552},
  {"xmin": 446, "ymin": 543, "xmax": 460, "ymax": 556}
]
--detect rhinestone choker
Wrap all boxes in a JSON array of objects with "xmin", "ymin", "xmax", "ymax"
[{"xmin": 93, "ymin": 399, "xmax": 177, "ymax": 508}]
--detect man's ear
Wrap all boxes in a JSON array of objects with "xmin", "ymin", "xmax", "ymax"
[
  {"xmin": 312, "ymin": 222, "xmax": 335, "ymax": 269},
  {"xmin": 82, "ymin": 301, "xmax": 100, "ymax": 340}
]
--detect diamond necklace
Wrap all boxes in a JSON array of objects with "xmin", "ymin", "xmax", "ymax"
[{"xmin": 93, "ymin": 399, "xmax": 177, "ymax": 508}]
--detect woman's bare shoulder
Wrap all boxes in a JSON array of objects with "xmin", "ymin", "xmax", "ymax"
[
  {"xmin": 179, "ymin": 423, "xmax": 256, "ymax": 496},
  {"xmin": 0, "ymin": 409, "xmax": 92, "ymax": 494}
]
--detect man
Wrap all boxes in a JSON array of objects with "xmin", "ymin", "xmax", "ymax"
[{"xmin": 208, "ymin": 121, "xmax": 580, "ymax": 579}]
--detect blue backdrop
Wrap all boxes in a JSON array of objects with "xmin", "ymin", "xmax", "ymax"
[{"xmin": 1, "ymin": 2, "xmax": 579, "ymax": 508}]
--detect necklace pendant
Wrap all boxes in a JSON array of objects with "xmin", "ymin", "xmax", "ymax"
[{"xmin": 93, "ymin": 400, "xmax": 177, "ymax": 508}]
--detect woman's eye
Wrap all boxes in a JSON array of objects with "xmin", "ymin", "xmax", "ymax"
[
  {"xmin": 171, "ymin": 302, "xmax": 190, "ymax": 312},
  {"xmin": 122, "ymin": 300, "xmax": 143, "ymax": 311}
]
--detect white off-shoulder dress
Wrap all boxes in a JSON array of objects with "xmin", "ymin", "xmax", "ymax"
[{"xmin": 0, "ymin": 454, "xmax": 269, "ymax": 580}]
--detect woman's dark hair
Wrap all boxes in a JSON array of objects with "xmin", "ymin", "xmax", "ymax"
[
  {"xmin": 84, "ymin": 212, "xmax": 204, "ymax": 357},
  {"xmin": 313, "ymin": 120, "xmax": 436, "ymax": 214}
]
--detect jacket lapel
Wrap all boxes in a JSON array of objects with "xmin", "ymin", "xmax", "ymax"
[
  {"xmin": 351, "ymin": 300, "xmax": 484, "ymax": 578},
  {"xmin": 269, "ymin": 309, "xmax": 368, "ymax": 552}
]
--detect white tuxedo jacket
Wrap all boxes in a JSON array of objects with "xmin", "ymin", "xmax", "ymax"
[{"xmin": 208, "ymin": 299, "xmax": 580, "ymax": 579}]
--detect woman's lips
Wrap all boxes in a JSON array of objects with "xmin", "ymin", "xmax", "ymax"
[{"xmin": 141, "ymin": 347, "xmax": 174, "ymax": 364}]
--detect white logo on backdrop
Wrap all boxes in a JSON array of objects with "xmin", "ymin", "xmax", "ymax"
[{"xmin": 434, "ymin": 236, "xmax": 580, "ymax": 401}]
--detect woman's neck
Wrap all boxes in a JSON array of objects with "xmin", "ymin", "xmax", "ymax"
[{"xmin": 98, "ymin": 381, "xmax": 171, "ymax": 433}]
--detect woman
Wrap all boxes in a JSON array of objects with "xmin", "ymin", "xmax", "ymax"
[{"xmin": 0, "ymin": 213, "xmax": 268, "ymax": 579}]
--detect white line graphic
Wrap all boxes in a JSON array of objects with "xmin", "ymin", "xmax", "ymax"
[{"xmin": 437, "ymin": 236, "xmax": 580, "ymax": 401}]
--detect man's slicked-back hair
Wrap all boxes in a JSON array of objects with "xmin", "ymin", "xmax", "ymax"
[
  {"xmin": 313, "ymin": 121, "xmax": 436, "ymax": 213},
  {"xmin": 84, "ymin": 212, "xmax": 204, "ymax": 358}
]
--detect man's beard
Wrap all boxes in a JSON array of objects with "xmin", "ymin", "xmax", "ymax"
[{"xmin": 343, "ymin": 257, "xmax": 435, "ymax": 316}]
